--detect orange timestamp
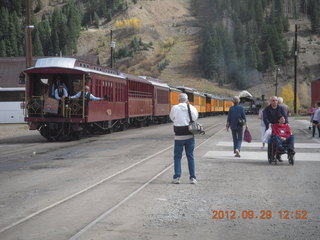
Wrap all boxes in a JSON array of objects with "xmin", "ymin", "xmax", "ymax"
[{"xmin": 211, "ymin": 210, "xmax": 308, "ymax": 220}]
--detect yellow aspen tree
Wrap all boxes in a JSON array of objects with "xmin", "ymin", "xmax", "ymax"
[{"xmin": 280, "ymin": 83, "xmax": 301, "ymax": 112}]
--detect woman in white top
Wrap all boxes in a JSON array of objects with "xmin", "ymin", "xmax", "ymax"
[
  {"xmin": 258, "ymin": 101, "xmax": 269, "ymax": 149},
  {"xmin": 311, "ymin": 102, "xmax": 320, "ymax": 138}
]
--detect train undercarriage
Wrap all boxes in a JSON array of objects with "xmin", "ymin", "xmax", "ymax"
[{"xmin": 34, "ymin": 116, "xmax": 170, "ymax": 141}]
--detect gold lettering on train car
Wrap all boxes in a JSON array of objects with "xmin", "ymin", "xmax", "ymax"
[{"xmin": 106, "ymin": 109, "xmax": 112, "ymax": 116}]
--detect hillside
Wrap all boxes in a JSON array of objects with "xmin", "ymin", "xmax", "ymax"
[
  {"xmin": 76, "ymin": 0, "xmax": 236, "ymax": 96},
  {"xmin": 1, "ymin": 0, "xmax": 319, "ymax": 105},
  {"xmin": 76, "ymin": 0, "xmax": 320, "ymax": 105}
]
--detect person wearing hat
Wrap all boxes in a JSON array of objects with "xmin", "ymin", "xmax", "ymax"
[
  {"xmin": 169, "ymin": 93, "xmax": 198, "ymax": 184},
  {"xmin": 54, "ymin": 84, "xmax": 68, "ymax": 100},
  {"xmin": 71, "ymin": 86, "xmax": 107, "ymax": 101},
  {"xmin": 52, "ymin": 75, "xmax": 68, "ymax": 96}
]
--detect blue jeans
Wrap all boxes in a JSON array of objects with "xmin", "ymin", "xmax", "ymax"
[
  {"xmin": 231, "ymin": 127, "xmax": 243, "ymax": 153},
  {"xmin": 274, "ymin": 135, "xmax": 295, "ymax": 151},
  {"xmin": 173, "ymin": 137, "xmax": 196, "ymax": 179}
]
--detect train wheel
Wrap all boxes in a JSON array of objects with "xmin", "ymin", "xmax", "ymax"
[
  {"xmin": 72, "ymin": 131, "xmax": 81, "ymax": 140},
  {"xmin": 122, "ymin": 122, "xmax": 129, "ymax": 131},
  {"xmin": 39, "ymin": 125, "xmax": 49, "ymax": 139}
]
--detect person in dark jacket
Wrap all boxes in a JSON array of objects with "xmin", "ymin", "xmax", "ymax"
[
  {"xmin": 263, "ymin": 96, "xmax": 288, "ymax": 130},
  {"xmin": 226, "ymin": 96, "xmax": 247, "ymax": 157},
  {"xmin": 54, "ymin": 84, "xmax": 68, "ymax": 100},
  {"xmin": 52, "ymin": 75, "xmax": 68, "ymax": 96}
]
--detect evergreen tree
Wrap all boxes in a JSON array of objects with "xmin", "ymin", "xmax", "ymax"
[
  {"xmin": 0, "ymin": 40, "xmax": 6, "ymax": 56},
  {"xmin": 0, "ymin": 7, "xmax": 10, "ymax": 40},
  {"xmin": 246, "ymin": 45, "xmax": 257, "ymax": 69},
  {"xmin": 309, "ymin": 0, "xmax": 320, "ymax": 34},
  {"xmin": 93, "ymin": 11, "xmax": 99, "ymax": 28},
  {"xmin": 7, "ymin": 18, "xmax": 19, "ymax": 56},
  {"xmin": 33, "ymin": 29, "xmax": 43, "ymax": 56},
  {"xmin": 253, "ymin": 42, "xmax": 263, "ymax": 71},
  {"xmin": 51, "ymin": 30, "xmax": 60, "ymax": 56},
  {"xmin": 38, "ymin": 18, "xmax": 52, "ymax": 56},
  {"xmin": 264, "ymin": 43, "xmax": 275, "ymax": 70}
]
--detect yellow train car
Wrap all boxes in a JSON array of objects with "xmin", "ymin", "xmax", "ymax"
[
  {"xmin": 169, "ymin": 87, "xmax": 182, "ymax": 109},
  {"xmin": 200, "ymin": 93, "xmax": 206, "ymax": 115},
  {"xmin": 215, "ymin": 97, "xmax": 224, "ymax": 113},
  {"xmin": 193, "ymin": 91, "xmax": 206, "ymax": 117},
  {"xmin": 205, "ymin": 93, "xmax": 213, "ymax": 115},
  {"xmin": 223, "ymin": 98, "xmax": 234, "ymax": 113}
]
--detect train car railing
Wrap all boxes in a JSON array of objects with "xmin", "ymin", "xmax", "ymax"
[
  {"xmin": 27, "ymin": 96, "xmax": 84, "ymax": 119},
  {"xmin": 27, "ymin": 96, "xmax": 43, "ymax": 116}
]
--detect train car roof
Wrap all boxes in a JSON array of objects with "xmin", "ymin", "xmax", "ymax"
[
  {"xmin": 205, "ymin": 93, "xmax": 221, "ymax": 99},
  {"xmin": 148, "ymin": 80, "xmax": 170, "ymax": 88},
  {"xmin": 169, "ymin": 86, "xmax": 182, "ymax": 92},
  {"xmin": 123, "ymin": 73, "xmax": 153, "ymax": 84},
  {"xmin": 139, "ymin": 76, "xmax": 170, "ymax": 89},
  {"xmin": 193, "ymin": 91, "xmax": 205, "ymax": 97},
  {"xmin": 24, "ymin": 57, "xmax": 125, "ymax": 79},
  {"xmin": 175, "ymin": 86, "xmax": 196, "ymax": 93}
]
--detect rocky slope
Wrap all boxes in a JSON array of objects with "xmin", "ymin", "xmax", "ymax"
[{"xmin": 74, "ymin": 0, "xmax": 319, "ymax": 103}]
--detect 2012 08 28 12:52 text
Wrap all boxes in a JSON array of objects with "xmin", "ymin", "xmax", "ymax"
[{"xmin": 211, "ymin": 210, "xmax": 308, "ymax": 220}]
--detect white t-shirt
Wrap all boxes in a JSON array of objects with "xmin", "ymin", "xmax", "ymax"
[{"xmin": 169, "ymin": 103, "xmax": 198, "ymax": 126}]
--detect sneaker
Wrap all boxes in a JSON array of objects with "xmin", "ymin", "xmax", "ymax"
[
  {"xmin": 235, "ymin": 149, "xmax": 240, "ymax": 158},
  {"xmin": 172, "ymin": 178, "xmax": 180, "ymax": 184},
  {"xmin": 190, "ymin": 178, "xmax": 197, "ymax": 184}
]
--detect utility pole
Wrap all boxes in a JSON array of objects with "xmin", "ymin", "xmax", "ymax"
[
  {"xmin": 294, "ymin": 24, "xmax": 298, "ymax": 114},
  {"xmin": 110, "ymin": 30, "xmax": 116, "ymax": 68},
  {"xmin": 275, "ymin": 68, "xmax": 280, "ymax": 96},
  {"xmin": 25, "ymin": 0, "xmax": 34, "ymax": 68}
]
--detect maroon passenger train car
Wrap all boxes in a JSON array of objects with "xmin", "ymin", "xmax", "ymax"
[
  {"xmin": 24, "ymin": 57, "xmax": 157, "ymax": 141},
  {"xmin": 141, "ymin": 76, "xmax": 170, "ymax": 123}
]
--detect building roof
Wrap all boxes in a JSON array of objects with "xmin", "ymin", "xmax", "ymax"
[{"xmin": 0, "ymin": 56, "xmax": 99, "ymax": 88}]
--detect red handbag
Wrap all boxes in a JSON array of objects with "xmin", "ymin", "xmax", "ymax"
[{"xmin": 244, "ymin": 126, "xmax": 252, "ymax": 143}]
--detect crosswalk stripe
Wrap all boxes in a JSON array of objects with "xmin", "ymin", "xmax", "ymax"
[
  {"xmin": 203, "ymin": 151, "xmax": 320, "ymax": 162},
  {"xmin": 216, "ymin": 141, "xmax": 320, "ymax": 149}
]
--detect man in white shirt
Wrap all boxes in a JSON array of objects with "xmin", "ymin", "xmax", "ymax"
[
  {"xmin": 169, "ymin": 93, "xmax": 198, "ymax": 184},
  {"xmin": 311, "ymin": 102, "xmax": 320, "ymax": 137}
]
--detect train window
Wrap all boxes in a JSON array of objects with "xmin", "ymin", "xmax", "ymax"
[
  {"xmin": 157, "ymin": 89, "xmax": 169, "ymax": 104},
  {"xmin": 0, "ymin": 91, "xmax": 24, "ymax": 102}
]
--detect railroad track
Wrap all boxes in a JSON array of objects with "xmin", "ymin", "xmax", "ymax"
[{"xmin": 0, "ymin": 120, "xmax": 225, "ymax": 240}]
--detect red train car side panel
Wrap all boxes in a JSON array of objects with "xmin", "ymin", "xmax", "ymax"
[
  {"xmin": 153, "ymin": 87, "xmax": 170, "ymax": 116},
  {"xmin": 86, "ymin": 73, "xmax": 127, "ymax": 122},
  {"xmin": 125, "ymin": 74, "xmax": 153, "ymax": 118}
]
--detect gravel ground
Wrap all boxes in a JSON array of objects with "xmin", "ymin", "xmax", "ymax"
[{"xmin": 0, "ymin": 124, "xmax": 38, "ymax": 140}]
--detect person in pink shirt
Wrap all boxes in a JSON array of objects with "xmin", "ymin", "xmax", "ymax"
[{"xmin": 272, "ymin": 115, "xmax": 295, "ymax": 159}]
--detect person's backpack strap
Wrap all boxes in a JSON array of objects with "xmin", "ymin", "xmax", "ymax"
[{"xmin": 187, "ymin": 104, "xmax": 194, "ymax": 123}]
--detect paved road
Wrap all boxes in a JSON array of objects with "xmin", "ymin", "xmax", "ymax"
[{"xmin": 0, "ymin": 116, "xmax": 319, "ymax": 240}]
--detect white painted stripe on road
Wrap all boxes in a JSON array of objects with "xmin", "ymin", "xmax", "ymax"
[
  {"xmin": 203, "ymin": 151, "xmax": 320, "ymax": 161},
  {"xmin": 216, "ymin": 141, "xmax": 320, "ymax": 148}
]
